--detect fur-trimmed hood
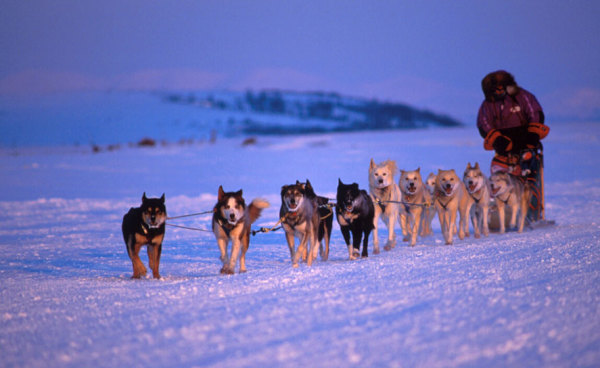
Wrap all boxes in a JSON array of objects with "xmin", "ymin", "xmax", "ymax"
[{"xmin": 481, "ymin": 70, "xmax": 520, "ymax": 102}]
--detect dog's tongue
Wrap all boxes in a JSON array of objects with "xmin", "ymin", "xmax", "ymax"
[
  {"xmin": 492, "ymin": 187, "xmax": 499, "ymax": 195},
  {"xmin": 469, "ymin": 184, "xmax": 476, "ymax": 192},
  {"xmin": 289, "ymin": 203, "xmax": 297, "ymax": 209},
  {"xmin": 445, "ymin": 187, "xmax": 452, "ymax": 194}
]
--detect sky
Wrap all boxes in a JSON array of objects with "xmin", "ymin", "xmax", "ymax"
[{"xmin": 1, "ymin": 1, "xmax": 599, "ymax": 123}]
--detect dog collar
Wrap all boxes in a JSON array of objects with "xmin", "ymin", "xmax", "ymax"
[{"xmin": 403, "ymin": 192, "xmax": 416, "ymax": 202}]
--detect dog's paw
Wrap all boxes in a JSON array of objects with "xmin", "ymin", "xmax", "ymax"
[
  {"xmin": 373, "ymin": 246, "xmax": 380, "ymax": 255},
  {"xmin": 352, "ymin": 250, "xmax": 361, "ymax": 259},
  {"xmin": 220, "ymin": 267, "xmax": 234, "ymax": 275},
  {"xmin": 292, "ymin": 263, "xmax": 299, "ymax": 268},
  {"xmin": 384, "ymin": 240, "xmax": 396, "ymax": 251},
  {"xmin": 403, "ymin": 235, "xmax": 410, "ymax": 242}
]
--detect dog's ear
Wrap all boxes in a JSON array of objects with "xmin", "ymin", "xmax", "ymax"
[
  {"xmin": 160, "ymin": 193, "xmax": 165, "ymax": 203},
  {"xmin": 305, "ymin": 179, "xmax": 313, "ymax": 190},
  {"xmin": 474, "ymin": 162, "xmax": 480, "ymax": 170},
  {"xmin": 370, "ymin": 158, "xmax": 375, "ymax": 171},
  {"xmin": 416, "ymin": 167, "xmax": 420, "ymax": 173},
  {"xmin": 218, "ymin": 186, "xmax": 225, "ymax": 201},
  {"xmin": 235, "ymin": 189, "xmax": 243, "ymax": 197},
  {"xmin": 142, "ymin": 192, "xmax": 147, "ymax": 203},
  {"xmin": 280, "ymin": 185, "xmax": 288, "ymax": 197},
  {"xmin": 466, "ymin": 162, "xmax": 472, "ymax": 170}
]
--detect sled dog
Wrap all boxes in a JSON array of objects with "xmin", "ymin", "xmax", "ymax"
[
  {"xmin": 316, "ymin": 195, "xmax": 334, "ymax": 261},
  {"xmin": 489, "ymin": 172, "xmax": 531, "ymax": 233},
  {"xmin": 122, "ymin": 193, "xmax": 167, "ymax": 279},
  {"xmin": 336, "ymin": 179, "xmax": 375, "ymax": 259},
  {"xmin": 425, "ymin": 173, "xmax": 437, "ymax": 196},
  {"xmin": 369, "ymin": 159, "xmax": 403, "ymax": 252},
  {"xmin": 398, "ymin": 168, "xmax": 431, "ymax": 246},
  {"xmin": 212, "ymin": 186, "xmax": 269, "ymax": 274},
  {"xmin": 463, "ymin": 163, "xmax": 491, "ymax": 238},
  {"xmin": 434, "ymin": 169, "xmax": 473, "ymax": 245},
  {"xmin": 420, "ymin": 172, "xmax": 437, "ymax": 237},
  {"xmin": 280, "ymin": 180, "xmax": 321, "ymax": 267}
]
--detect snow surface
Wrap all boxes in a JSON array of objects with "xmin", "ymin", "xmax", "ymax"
[{"xmin": 1, "ymin": 121, "xmax": 599, "ymax": 367}]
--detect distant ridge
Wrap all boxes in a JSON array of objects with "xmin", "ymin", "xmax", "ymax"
[{"xmin": 162, "ymin": 89, "xmax": 463, "ymax": 135}]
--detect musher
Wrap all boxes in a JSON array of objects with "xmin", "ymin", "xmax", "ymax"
[{"xmin": 477, "ymin": 70, "xmax": 550, "ymax": 222}]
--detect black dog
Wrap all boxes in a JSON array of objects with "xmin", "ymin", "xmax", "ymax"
[
  {"xmin": 122, "ymin": 193, "xmax": 166, "ymax": 279},
  {"xmin": 336, "ymin": 179, "xmax": 375, "ymax": 259}
]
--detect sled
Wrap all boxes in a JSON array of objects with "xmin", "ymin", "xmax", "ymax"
[{"xmin": 488, "ymin": 145, "xmax": 555, "ymax": 232}]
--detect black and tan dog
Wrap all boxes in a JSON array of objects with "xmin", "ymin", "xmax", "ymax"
[
  {"xmin": 212, "ymin": 186, "xmax": 269, "ymax": 275},
  {"xmin": 336, "ymin": 179, "xmax": 375, "ymax": 259},
  {"xmin": 122, "ymin": 193, "xmax": 166, "ymax": 279},
  {"xmin": 280, "ymin": 180, "xmax": 322, "ymax": 267}
]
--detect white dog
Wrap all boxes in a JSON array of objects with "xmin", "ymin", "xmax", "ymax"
[
  {"xmin": 489, "ymin": 171, "xmax": 531, "ymax": 233},
  {"xmin": 463, "ymin": 162, "xmax": 491, "ymax": 238},
  {"xmin": 398, "ymin": 168, "xmax": 430, "ymax": 246},
  {"xmin": 369, "ymin": 159, "xmax": 403, "ymax": 252},
  {"xmin": 420, "ymin": 172, "xmax": 437, "ymax": 237},
  {"xmin": 434, "ymin": 169, "xmax": 473, "ymax": 245}
]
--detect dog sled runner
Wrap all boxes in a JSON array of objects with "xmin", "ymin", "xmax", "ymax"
[{"xmin": 489, "ymin": 145, "xmax": 555, "ymax": 231}]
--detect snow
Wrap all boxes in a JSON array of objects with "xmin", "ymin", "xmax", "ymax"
[{"xmin": 1, "ymin": 120, "xmax": 599, "ymax": 367}]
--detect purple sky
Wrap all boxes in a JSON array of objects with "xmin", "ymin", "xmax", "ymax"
[{"xmin": 1, "ymin": 1, "xmax": 599, "ymax": 122}]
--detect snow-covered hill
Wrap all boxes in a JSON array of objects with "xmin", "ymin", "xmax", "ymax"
[{"xmin": 0, "ymin": 118, "xmax": 599, "ymax": 367}]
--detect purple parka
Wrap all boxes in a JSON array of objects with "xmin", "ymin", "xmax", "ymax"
[{"xmin": 476, "ymin": 88, "xmax": 544, "ymax": 138}]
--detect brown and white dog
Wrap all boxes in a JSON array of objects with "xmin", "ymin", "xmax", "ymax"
[
  {"xmin": 489, "ymin": 172, "xmax": 531, "ymax": 233},
  {"xmin": 398, "ymin": 168, "xmax": 430, "ymax": 246},
  {"xmin": 434, "ymin": 169, "xmax": 473, "ymax": 245},
  {"xmin": 212, "ymin": 186, "xmax": 269, "ymax": 274},
  {"xmin": 463, "ymin": 163, "xmax": 491, "ymax": 238},
  {"xmin": 369, "ymin": 159, "xmax": 403, "ymax": 252}
]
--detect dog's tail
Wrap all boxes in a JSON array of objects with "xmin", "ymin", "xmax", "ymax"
[{"xmin": 248, "ymin": 199, "xmax": 270, "ymax": 224}]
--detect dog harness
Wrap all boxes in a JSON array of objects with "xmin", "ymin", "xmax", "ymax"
[
  {"xmin": 435, "ymin": 190, "xmax": 453, "ymax": 211},
  {"xmin": 215, "ymin": 215, "xmax": 243, "ymax": 238},
  {"xmin": 372, "ymin": 186, "xmax": 393, "ymax": 213},
  {"xmin": 467, "ymin": 187, "xmax": 485, "ymax": 204}
]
